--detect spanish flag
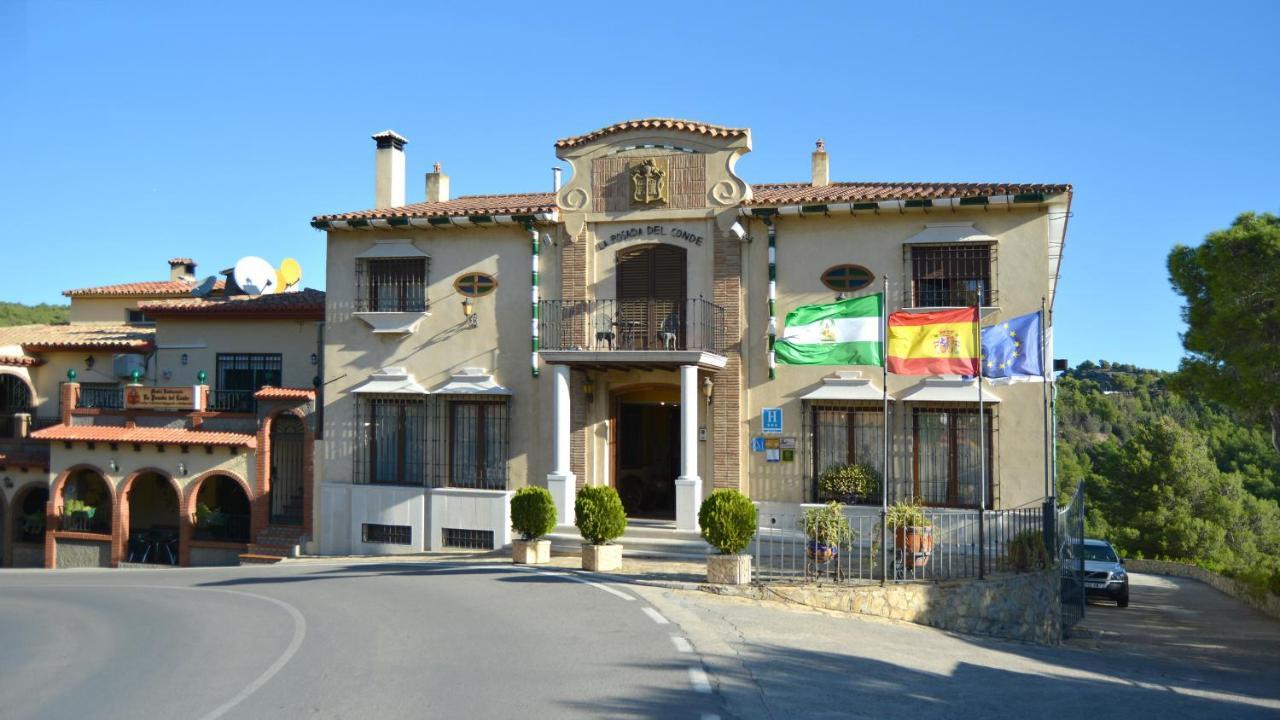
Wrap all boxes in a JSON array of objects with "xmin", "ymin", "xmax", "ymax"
[{"xmin": 887, "ymin": 307, "xmax": 980, "ymax": 375}]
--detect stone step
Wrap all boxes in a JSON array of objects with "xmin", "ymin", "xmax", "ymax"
[
  {"xmin": 547, "ymin": 530, "xmax": 711, "ymax": 560},
  {"xmin": 238, "ymin": 553, "xmax": 285, "ymax": 565},
  {"xmin": 247, "ymin": 543, "xmax": 296, "ymax": 557}
]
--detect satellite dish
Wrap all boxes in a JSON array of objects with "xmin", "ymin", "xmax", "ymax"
[
  {"xmin": 277, "ymin": 258, "xmax": 302, "ymax": 293},
  {"xmin": 232, "ymin": 256, "xmax": 277, "ymax": 296},
  {"xmin": 191, "ymin": 275, "xmax": 219, "ymax": 298}
]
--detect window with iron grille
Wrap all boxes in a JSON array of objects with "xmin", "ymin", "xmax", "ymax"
[
  {"xmin": 810, "ymin": 404, "xmax": 886, "ymax": 485},
  {"xmin": 214, "ymin": 353, "xmax": 281, "ymax": 412},
  {"xmin": 354, "ymin": 395, "xmax": 428, "ymax": 486},
  {"xmin": 446, "ymin": 399, "xmax": 509, "ymax": 490},
  {"xmin": 355, "ymin": 257, "xmax": 428, "ymax": 312},
  {"xmin": 442, "ymin": 528, "xmax": 494, "ymax": 550},
  {"xmin": 362, "ymin": 523, "xmax": 412, "ymax": 545},
  {"xmin": 907, "ymin": 244, "xmax": 995, "ymax": 308},
  {"xmin": 911, "ymin": 406, "xmax": 994, "ymax": 508}
]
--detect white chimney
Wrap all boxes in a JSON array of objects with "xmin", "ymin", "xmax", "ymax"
[
  {"xmin": 372, "ymin": 130, "xmax": 407, "ymax": 209},
  {"xmin": 811, "ymin": 138, "xmax": 830, "ymax": 187},
  {"xmin": 426, "ymin": 162, "xmax": 450, "ymax": 203}
]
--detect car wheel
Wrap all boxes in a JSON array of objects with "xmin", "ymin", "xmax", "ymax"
[{"xmin": 1117, "ymin": 586, "xmax": 1130, "ymax": 608}]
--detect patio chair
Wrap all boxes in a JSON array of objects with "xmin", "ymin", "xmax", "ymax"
[
  {"xmin": 657, "ymin": 311, "xmax": 680, "ymax": 350},
  {"xmin": 594, "ymin": 312, "xmax": 615, "ymax": 349}
]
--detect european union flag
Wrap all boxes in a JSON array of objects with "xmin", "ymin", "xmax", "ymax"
[{"xmin": 980, "ymin": 311, "xmax": 1043, "ymax": 382}]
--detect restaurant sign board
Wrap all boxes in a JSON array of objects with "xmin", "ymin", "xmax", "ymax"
[{"xmin": 124, "ymin": 386, "xmax": 200, "ymax": 411}]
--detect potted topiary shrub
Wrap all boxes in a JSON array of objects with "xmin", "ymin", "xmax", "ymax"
[
  {"xmin": 817, "ymin": 463, "xmax": 880, "ymax": 505},
  {"xmin": 802, "ymin": 502, "xmax": 853, "ymax": 579},
  {"xmin": 510, "ymin": 486, "xmax": 558, "ymax": 565},
  {"xmin": 698, "ymin": 489, "xmax": 758, "ymax": 585},
  {"xmin": 887, "ymin": 499, "xmax": 933, "ymax": 569},
  {"xmin": 574, "ymin": 485, "xmax": 627, "ymax": 572}
]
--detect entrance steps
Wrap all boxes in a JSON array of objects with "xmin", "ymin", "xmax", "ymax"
[
  {"xmin": 239, "ymin": 525, "xmax": 307, "ymax": 565},
  {"xmin": 548, "ymin": 519, "xmax": 711, "ymax": 560}
]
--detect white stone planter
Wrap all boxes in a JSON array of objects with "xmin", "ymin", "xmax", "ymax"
[
  {"xmin": 707, "ymin": 554, "xmax": 752, "ymax": 585},
  {"xmin": 512, "ymin": 539, "xmax": 551, "ymax": 565},
  {"xmin": 581, "ymin": 543, "xmax": 623, "ymax": 572}
]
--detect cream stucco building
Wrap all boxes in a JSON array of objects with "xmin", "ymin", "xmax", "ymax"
[{"xmin": 311, "ymin": 119, "xmax": 1071, "ymax": 555}]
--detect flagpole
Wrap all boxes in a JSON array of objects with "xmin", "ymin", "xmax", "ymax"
[
  {"xmin": 976, "ymin": 282, "xmax": 986, "ymax": 580},
  {"xmin": 881, "ymin": 274, "xmax": 890, "ymax": 585},
  {"xmin": 1041, "ymin": 297, "xmax": 1050, "ymax": 502}
]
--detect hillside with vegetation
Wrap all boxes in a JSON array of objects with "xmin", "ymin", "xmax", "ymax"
[
  {"xmin": 1056, "ymin": 360, "xmax": 1280, "ymax": 595},
  {"xmin": 0, "ymin": 301, "xmax": 69, "ymax": 326}
]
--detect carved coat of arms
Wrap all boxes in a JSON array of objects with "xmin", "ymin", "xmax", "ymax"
[{"xmin": 630, "ymin": 158, "xmax": 668, "ymax": 205}]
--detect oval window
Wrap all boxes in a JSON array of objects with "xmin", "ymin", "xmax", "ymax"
[
  {"xmin": 820, "ymin": 264, "xmax": 874, "ymax": 292},
  {"xmin": 454, "ymin": 272, "xmax": 498, "ymax": 297}
]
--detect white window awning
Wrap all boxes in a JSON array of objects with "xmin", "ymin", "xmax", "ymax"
[
  {"xmin": 904, "ymin": 222, "xmax": 996, "ymax": 245},
  {"xmin": 351, "ymin": 366, "xmax": 429, "ymax": 395},
  {"xmin": 434, "ymin": 367, "xmax": 511, "ymax": 395},
  {"xmin": 355, "ymin": 240, "xmax": 430, "ymax": 259},
  {"xmin": 799, "ymin": 370, "xmax": 890, "ymax": 402},
  {"xmin": 896, "ymin": 376, "xmax": 1002, "ymax": 404}
]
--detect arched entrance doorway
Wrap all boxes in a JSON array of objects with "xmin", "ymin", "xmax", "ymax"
[
  {"xmin": 0, "ymin": 374, "xmax": 33, "ymax": 438},
  {"xmin": 191, "ymin": 473, "xmax": 251, "ymax": 543},
  {"xmin": 615, "ymin": 244, "xmax": 687, "ymax": 350},
  {"xmin": 10, "ymin": 485, "xmax": 47, "ymax": 567},
  {"xmin": 270, "ymin": 415, "xmax": 306, "ymax": 525},
  {"xmin": 611, "ymin": 385, "xmax": 681, "ymax": 520},
  {"xmin": 123, "ymin": 472, "xmax": 180, "ymax": 565}
]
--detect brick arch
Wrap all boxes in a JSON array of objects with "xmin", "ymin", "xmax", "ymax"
[
  {"xmin": 255, "ymin": 406, "xmax": 314, "ymax": 539},
  {"xmin": 7, "ymin": 480, "xmax": 46, "ymax": 567},
  {"xmin": 183, "ymin": 469, "xmax": 253, "ymax": 518},
  {"xmin": 118, "ymin": 468, "xmax": 184, "ymax": 567},
  {"xmin": 45, "ymin": 464, "xmax": 114, "ymax": 568}
]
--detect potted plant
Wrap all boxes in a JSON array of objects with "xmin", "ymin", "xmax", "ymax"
[
  {"xmin": 802, "ymin": 502, "xmax": 853, "ymax": 564},
  {"xmin": 817, "ymin": 462, "xmax": 880, "ymax": 504},
  {"xmin": 887, "ymin": 499, "xmax": 933, "ymax": 569},
  {"xmin": 195, "ymin": 502, "xmax": 230, "ymax": 540},
  {"xmin": 510, "ymin": 486, "xmax": 557, "ymax": 565},
  {"xmin": 1008, "ymin": 528, "xmax": 1050, "ymax": 572},
  {"xmin": 63, "ymin": 499, "xmax": 97, "ymax": 532},
  {"xmin": 574, "ymin": 485, "xmax": 627, "ymax": 572},
  {"xmin": 698, "ymin": 489, "xmax": 758, "ymax": 585}
]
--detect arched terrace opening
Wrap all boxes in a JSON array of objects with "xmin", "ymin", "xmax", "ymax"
[
  {"xmin": 190, "ymin": 473, "xmax": 251, "ymax": 544},
  {"xmin": 122, "ymin": 471, "xmax": 181, "ymax": 566},
  {"xmin": 269, "ymin": 414, "xmax": 306, "ymax": 526},
  {"xmin": 10, "ymin": 485, "xmax": 48, "ymax": 567},
  {"xmin": 58, "ymin": 470, "xmax": 112, "ymax": 535}
]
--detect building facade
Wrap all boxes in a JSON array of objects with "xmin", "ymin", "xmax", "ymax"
[{"xmin": 312, "ymin": 119, "xmax": 1071, "ymax": 555}]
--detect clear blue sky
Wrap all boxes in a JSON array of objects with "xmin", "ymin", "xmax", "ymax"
[{"xmin": 3, "ymin": 1, "xmax": 1277, "ymax": 371}]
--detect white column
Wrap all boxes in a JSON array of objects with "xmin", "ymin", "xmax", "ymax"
[
  {"xmin": 675, "ymin": 364, "xmax": 703, "ymax": 531},
  {"xmin": 546, "ymin": 364, "xmax": 576, "ymax": 526}
]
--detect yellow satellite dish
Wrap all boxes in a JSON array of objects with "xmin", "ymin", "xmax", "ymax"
[{"xmin": 278, "ymin": 258, "xmax": 302, "ymax": 293}]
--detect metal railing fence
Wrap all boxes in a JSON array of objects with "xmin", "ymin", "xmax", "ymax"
[
  {"xmin": 1058, "ymin": 482, "xmax": 1086, "ymax": 633},
  {"xmin": 538, "ymin": 297, "xmax": 726, "ymax": 353},
  {"xmin": 209, "ymin": 390, "xmax": 257, "ymax": 414},
  {"xmin": 76, "ymin": 385, "xmax": 125, "ymax": 410}
]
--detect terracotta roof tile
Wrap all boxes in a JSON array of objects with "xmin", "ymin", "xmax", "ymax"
[
  {"xmin": 0, "ymin": 324, "xmax": 154, "ymax": 351},
  {"xmin": 314, "ymin": 193, "xmax": 556, "ymax": 222},
  {"xmin": 254, "ymin": 386, "xmax": 317, "ymax": 400},
  {"xmin": 746, "ymin": 181, "xmax": 1071, "ymax": 206},
  {"xmin": 0, "ymin": 355, "xmax": 44, "ymax": 367},
  {"xmin": 63, "ymin": 278, "xmax": 225, "ymax": 298},
  {"xmin": 168, "ymin": 257, "xmax": 196, "ymax": 265},
  {"xmin": 31, "ymin": 424, "xmax": 256, "ymax": 448},
  {"xmin": 140, "ymin": 289, "xmax": 324, "ymax": 319},
  {"xmin": 555, "ymin": 118, "xmax": 749, "ymax": 149}
]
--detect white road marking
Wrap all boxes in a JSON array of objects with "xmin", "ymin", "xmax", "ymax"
[
  {"xmin": 508, "ymin": 565, "xmax": 635, "ymax": 601},
  {"xmin": 688, "ymin": 667, "xmax": 712, "ymax": 693},
  {"xmin": 670, "ymin": 635, "xmax": 693, "ymax": 653},
  {"xmin": 701, "ymin": 715, "xmax": 721, "ymax": 720},
  {"xmin": 643, "ymin": 606, "xmax": 670, "ymax": 624}
]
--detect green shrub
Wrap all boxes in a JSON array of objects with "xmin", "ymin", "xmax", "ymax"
[
  {"xmin": 818, "ymin": 463, "xmax": 880, "ymax": 504},
  {"xmin": 802, "ymin": 502, "xmax": 853, "ymax": 546},
  {"xmin": 885, "ymin": 499, "xmax": 931, "ymax": 529},
  {"xmin": 511, "ymin": 486, "xmax": 558, "ymax": 541},
  {"xmin": 574, "ymin": 485, "xmax": 627, "ymax": 545},
  {"xmin": 698, "ymin": 489, "xmax": 758, "ymax": 555},
  {"xmin": 1008, "ymin": 529, "xmax": 1050, "ymax": 572},
  {"xmin": 64, "ymin": 499, "xmax": 96, "ymax": 518}
]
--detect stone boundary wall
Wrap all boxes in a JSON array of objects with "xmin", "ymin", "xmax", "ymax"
[
  {"xmin": 707, "ymin": 569, "xmax": 1061, "ymax": 645},
  {"xmin": 1125, "ymin": 559, "xmax": 1280, "ymax": 621}
]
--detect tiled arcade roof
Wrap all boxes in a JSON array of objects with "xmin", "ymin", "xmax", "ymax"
[
  {"xmin": 254, "ymin": 386, "xmax": 316, "ymax": 400},
  {"xmin": 0, "ymin": 324, "xmax": 154, "ymax": 352},
  {"xmin": 140, "ymin": 289, "xmax": 325, "ymax": 319},
  {"xmin": 31, "ymin": 424, "xmax": 256, "ymax": 448}
]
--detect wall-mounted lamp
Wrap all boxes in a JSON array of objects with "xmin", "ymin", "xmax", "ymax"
[
  {"xmin": 108, "ymin": 459, "xmax": 118, "ymax": 472},
  {"xmin": 84, "ymin": 355, "xmax": 95, "ymax": 370},
  {"xmin": 461, "ymin": 297, "xmax": 478, "ymax": 328},
  {"xmin": 180, "ymin": 353, "xmax": 189, "ymax": 366},
  {"xmin": 310, "ymin": 352, "xmax": 319, "ymax": 366},
  {"xmin": 583, "ymin": 375, "xmax": 595, "ymax": 404},
  {"xmin": 702, "ymin": 376, "xmax": 714, "ymax": 405},
  {"xmin": 177, "ymin": 462, "xmax": 187, "ymax": 476},
  {"xmin": 162, "ymin": 369, "xmax": 173, "ymax": 380},
  {"xmin": 834, "ymin": 292, "xmax": 846, "ymax": 302}
]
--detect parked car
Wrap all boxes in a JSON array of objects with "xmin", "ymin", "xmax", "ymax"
[{"xmin": 1083, "ymin": 538, "xmax": 1129, "ymax": 607}]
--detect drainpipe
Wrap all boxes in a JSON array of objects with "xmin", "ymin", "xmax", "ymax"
[
  {"xmin": 765, "ymin": 216, "xmax": 777, "ymax": 379},
  {"xmin": 528, "ymin": 221, "xmax": 540, "ymax": 377}
]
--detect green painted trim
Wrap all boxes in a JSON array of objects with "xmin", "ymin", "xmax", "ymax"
[
  {"xmin": 428, "ymin": 216, "xmax": 452, "ymax": 226},
  {"xmin": 853, "ymin": 202, "xmax": 879, "ymax": 211},
  {"xmin": 513, "ymin": 214, "xmax": 538, "ymax": 224},
  {"xmin": 751, "ymin": 208, "xmax": 778, "ymax": 217},
  {"xmin": 801, "ymin": 204, "xmax": 828, "ymax": 214},
  {"xmin": 959, "ymin": 196, "xmax": 989, "ymax": 206},
  {"xmin": 1013, "ymin": 192, "xmax": 1045, "ymax": 203},
  {"xmin": 469, "ymin": 215, "xmax": 494, "ymax": 224},
  {"xmin": 387, "ymin": 217, "xmax": 410, "ymax": 227},
  {"xmin": 904, "ymin": 199, "xmax": 932, "ymax": 208},
  {"xmin": 349, "ymin": 219, "xmax": 370, "ymax": 228},
  {"xmin": 310, "ymin": 220, "xmax": 330, "ymax": 230}
]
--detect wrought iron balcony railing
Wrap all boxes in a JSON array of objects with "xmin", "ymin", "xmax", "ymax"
[
  {"xmin": 209, "ymin": 390, "xmax": 257, "ymax": 414},
  {"xmin": 538, "ymin": 298, "xmax": 726, "ymax": 353}
]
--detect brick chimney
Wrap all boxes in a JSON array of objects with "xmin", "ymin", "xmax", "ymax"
[
  {"xmin": 168, "ymin": 258, "xmax": 197, "ymax": 282},
  {"xmin": 426, "ymin": 162, "xmax": 450, "ymax": 203},
  {"xmin": 372, "ymin": 130, "xmax": 408, "ymax": 209},
  {"xmin": 811, "ymin": 139, "xmax": 830, "ymax": 187}
]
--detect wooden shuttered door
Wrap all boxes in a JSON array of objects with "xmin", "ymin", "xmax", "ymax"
[{"xmin": 616, "ymin": 245, "xmax": 686, "ymax": 350}]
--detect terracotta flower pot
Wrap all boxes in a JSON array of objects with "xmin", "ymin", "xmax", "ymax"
[
  {"xmin": 893, "ymin": 525, "xmax": 934, "ymax": 569},
  {"xmin": 805, "ymin": 541, "xmax": 839, "ymax": 564}
]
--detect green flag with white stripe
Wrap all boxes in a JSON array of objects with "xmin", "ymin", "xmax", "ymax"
[{"xmin": 775, "ymin": 294, "xmax": 884, "ymax": 366}]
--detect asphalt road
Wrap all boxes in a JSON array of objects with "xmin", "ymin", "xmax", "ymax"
[{"xmin": 0, "ymin": 561, "xmax": 723, "ymax": 720}]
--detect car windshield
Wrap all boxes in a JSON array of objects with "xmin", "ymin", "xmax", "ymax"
[{"xmin": 1084, "ymin": 544, "xmax": 1118, "ymax": 563}]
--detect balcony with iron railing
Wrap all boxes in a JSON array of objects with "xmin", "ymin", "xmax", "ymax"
[
  {"xmin": 538, "ymin": 298, "xmax": 726, "ymax": 354},
  {"xmin": 76, "ymin": 385, "xmax": 125, "ymax": 410},
  {"xmin": 208, "ymin": 390, "xmax": 257, "ymax": 414}
]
